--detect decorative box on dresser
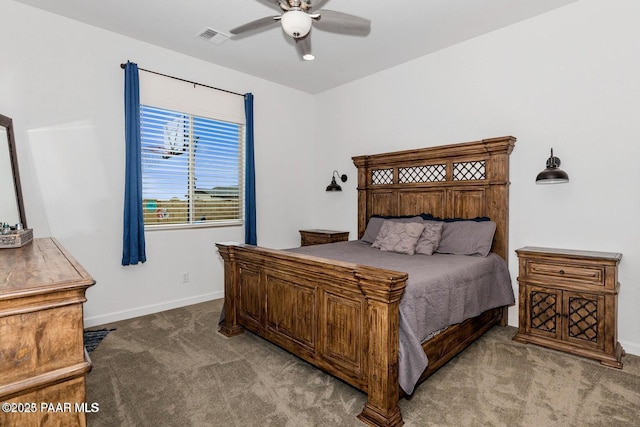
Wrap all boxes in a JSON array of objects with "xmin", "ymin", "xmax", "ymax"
[
  {"xmin": 513, "ymin": 246, "xmax": 624, "ymax": 368},
  {"xmin": 299, "ymin": 229, "xmax": 349, "ymax": 246},
  {"xmin": 0, "ymin": 238, "xmax": 95, "ymax": 426}
]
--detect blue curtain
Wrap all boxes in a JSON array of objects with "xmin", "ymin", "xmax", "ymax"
[
  {"xmin": 244, "ymin": 93, "xmax": 257, "ymax": 245},
  {"xmin": 122, "ymin": 61, "xmax": 146, "ymax": 265}
]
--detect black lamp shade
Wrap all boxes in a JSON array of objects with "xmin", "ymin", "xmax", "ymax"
[
  {"xmin": 536, "ymin": 168, "xmax": 569, "ymax": 184},
  {"xmin": 326, "ymin": 177, "xmax": 342, "ymax": 191},
  {"xmin": 326, "ymin": 171, "xmax": 347, "ymax": 191},
  {"xmin": 536, "ymin": 149, "xmax": 569, "ymax": 184}
]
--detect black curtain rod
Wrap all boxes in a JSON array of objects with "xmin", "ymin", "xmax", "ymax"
[{"xmin": 120, "ymin": 63, "xmax": 244, "ymax": 97}]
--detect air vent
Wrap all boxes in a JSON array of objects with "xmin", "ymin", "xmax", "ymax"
[{"xmin": 197, "ymin": 27, "xmax": 231, "ymax": 45}]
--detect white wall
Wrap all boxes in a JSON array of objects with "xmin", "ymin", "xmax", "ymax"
[
  {"xmin": 313, "ymin": 0, "xmax": 640, "ymax": 355},
  {"xmin": 1, "ymin": 1, "xmax": 316, "ymax": 326}
]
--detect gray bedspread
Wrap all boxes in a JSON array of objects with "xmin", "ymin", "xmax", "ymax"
[{"xmin": 289, "ymin": 240, "xmax": 515, "ymax": 394}]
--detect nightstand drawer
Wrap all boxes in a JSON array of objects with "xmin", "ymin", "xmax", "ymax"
[
  {"xmin": 526, "ymin": 260, "xmax": 605, "ymax": 286},
  {"xmin": 299, "ymin": 229, "xmax": 349, "ymax": 246}
]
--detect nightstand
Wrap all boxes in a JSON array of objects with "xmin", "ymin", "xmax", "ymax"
[
  {"xmin": 299, "ymin": 229, "xmax": 349, "ymax": 246},
  {"xmin": 513, "ymin": 246, "xmax": 624, "ymax": 368}
]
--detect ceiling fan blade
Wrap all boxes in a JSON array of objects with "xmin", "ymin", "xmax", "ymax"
[
  {"xmin": 308, "ymin": 0, "xmax": 331, "ymax": 12},
  {"xmin": 313, "ymin": 9, "xmax": 371, "ymax": 36},
  {"xmin": 294, "ymin": 33, "xmax": 312, "ymax": 58},
  {"xmin": 230, "ymin": 16, "xmax": 280, "ymax": 35}
]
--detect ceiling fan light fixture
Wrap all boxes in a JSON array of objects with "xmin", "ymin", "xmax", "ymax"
[
  {"xmin": 230, "ymin": 1, "xmax": 371, "ymax": 61},
  {"xmin": 281, "ymin": 10, "xmax": 312, "ymax": 38}
]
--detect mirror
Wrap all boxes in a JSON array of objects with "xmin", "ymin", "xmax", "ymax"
[{"xmin": 0, "ymin": 114, "xmax": 27, "ymax": 229}]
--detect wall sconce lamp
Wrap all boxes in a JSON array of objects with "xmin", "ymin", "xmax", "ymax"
[
  {"xmin": 536, "ymin": 148, "xmax": 569, "ymax": 184},
  {"xmin": 326, "ymin": 170, "xmax": 348, "ymax": 191}
]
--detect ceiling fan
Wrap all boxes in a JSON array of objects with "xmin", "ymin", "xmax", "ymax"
[{"xmin": 229, "ymin": 0, "xmax": 371, "ymax": 61}]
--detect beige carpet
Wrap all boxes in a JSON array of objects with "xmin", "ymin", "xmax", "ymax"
[{"xmin": 86, "ymin": 299, "xmax": 640, "ymax": 426}]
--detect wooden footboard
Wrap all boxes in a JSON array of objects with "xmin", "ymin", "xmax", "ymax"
[{"xmin": 217, "ymin": 242, "xmax": 407, "ymax": 427}]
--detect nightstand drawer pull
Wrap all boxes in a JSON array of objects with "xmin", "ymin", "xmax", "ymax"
[{"xmin": 559, "ymin": 270, "xmax": 565, "ymax": 274}]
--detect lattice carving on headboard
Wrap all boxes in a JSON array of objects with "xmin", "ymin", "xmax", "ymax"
[
  {"xmin": 371, "ymin": 168, "xmax": 394, "ymax": 185},
  {"xmin": 399, "ymin": 165, "xmax": 446, "ymax": 183},
  {"xmin": 453, "ymin": 161, "xmax": 486, "ymax": 181}
]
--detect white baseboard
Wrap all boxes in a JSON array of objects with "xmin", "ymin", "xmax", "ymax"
[
  {"xmin": 83, "ymin": 291, "xmax": 224, "ymax": 328},
  {"xmin": 621, "ymin": 340, "xmax": 640, "ymax": 357}
]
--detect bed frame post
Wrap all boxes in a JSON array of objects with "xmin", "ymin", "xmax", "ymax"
[
  {"xmin": 482, "ymin": 136, "xmax": 515, "ymax": 263},
  {"xmin": 356, "ymin": 156, "xmax": 370, "ymax": 240},
  {"xmin": 356, "ymin": 272, "xmax": 406, "ymax": 427},
  {"xmin": 216, "ymin": 243, "xmax": 245, "ymax": 337}
]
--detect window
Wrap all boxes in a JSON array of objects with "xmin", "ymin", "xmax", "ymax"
[
  {"xmin": 139, "ymin": 72, "xmax": 246, "ymax": 228},
  {"xmin": 140, "ymin": 106, "xmax": 244, "ymax": 227}
]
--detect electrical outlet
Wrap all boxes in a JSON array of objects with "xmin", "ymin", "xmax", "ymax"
[{"xmin": 182, "ymin": 272, "xmax": 189, "ymax": 283}]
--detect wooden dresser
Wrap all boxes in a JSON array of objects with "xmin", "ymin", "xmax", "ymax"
[
  {"xmin": 299, "ymin": 229, "xmax": 349, "ymax": 246},
  {"xmin": 0, "ymin": 238, "xmax": 95, "ymax": 426},
  {"xmin": 513, "ymin": 246, "xmax": 624, "ymax": 368}
]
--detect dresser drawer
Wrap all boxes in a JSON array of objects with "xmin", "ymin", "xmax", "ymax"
[
  {"xmin": 0, "ymin": 303, "xmax": 86, "ymax": 385},
  {"xmin": 525, "ymin": 259, "xmax": 605, "ymax": 286}
]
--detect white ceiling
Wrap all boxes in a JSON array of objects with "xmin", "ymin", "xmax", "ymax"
[{"xmin": 14, "ymin": 0, "xmax": 579, "ymax": 94}]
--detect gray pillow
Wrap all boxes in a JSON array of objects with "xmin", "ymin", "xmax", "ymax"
[
  {"xmin": 371, "ymin": 221, "xmax": 425, "ymax": 255},
  {"xmin": 361, "ymin": 216, "xmax": 422, "ymax": 244},
  {"xmin": 435, "ymin": 220, "xmax": 496, "ymax": 257},
  {"xmin": 415, "ymin": 221, "xmax": 444, "ymax": 255}
]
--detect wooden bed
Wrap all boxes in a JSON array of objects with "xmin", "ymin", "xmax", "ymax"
[{"xmin": 216, "ymin": 136, "xmax": 516, "ymax": 426}]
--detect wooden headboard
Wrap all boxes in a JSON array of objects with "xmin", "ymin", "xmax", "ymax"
[{"xmin": 352, "ymin": 136, "xmax": 516, "ymax": 262}]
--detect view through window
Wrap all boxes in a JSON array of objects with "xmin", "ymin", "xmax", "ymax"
[{"xmin": 140, "ymin": 105, "xmax": 244, "ymax": 227}]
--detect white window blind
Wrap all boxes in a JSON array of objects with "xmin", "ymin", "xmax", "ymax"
[{"xmin": 139, "ymin": 72, "xmax": 245, "ymax": 228}]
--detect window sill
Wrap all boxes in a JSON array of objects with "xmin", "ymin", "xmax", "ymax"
[{"xmin": 144, "ymin": 221, "xmax": 243, "ymax": 232}]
